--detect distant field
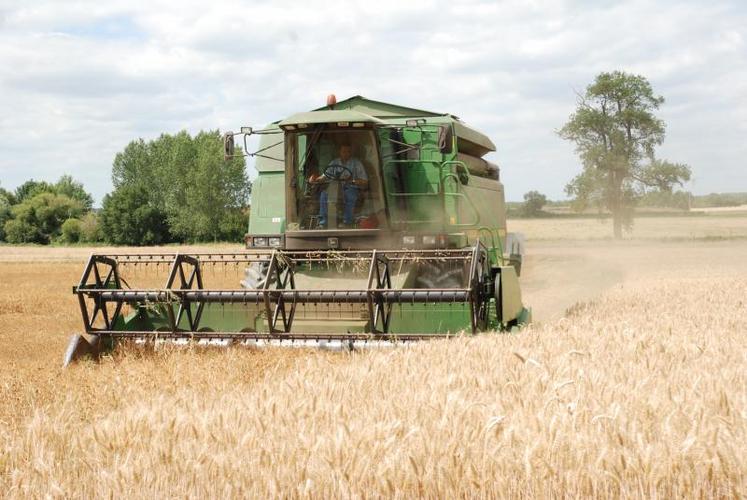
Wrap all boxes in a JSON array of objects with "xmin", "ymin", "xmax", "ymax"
[
  {"xmin": 510, "ymin": 214, "xmax": 747, "ymax": 240},
  {"xmin": 0, "ymin": 243, "xmax": 242, "ymax": 263},
  {"xmin": 697, "ymin": 204, "xmax": 747, "ymax": 213},
  {"xmin": 1, "ymin": 217, "xmax": 746, "ymax": 497}
]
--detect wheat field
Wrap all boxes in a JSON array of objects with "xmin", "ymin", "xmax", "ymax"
[
  {"xmin": 1, "ymin": 223, "xmax": 746, "ymax": 497},
  {"xmin": 510, "ymin": 214, "xmax": 747, "ymax": 240}
]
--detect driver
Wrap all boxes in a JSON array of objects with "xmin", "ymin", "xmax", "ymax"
[{"xmin": 312, "ymin": 143, "xmax": 368, "ymax": 228}]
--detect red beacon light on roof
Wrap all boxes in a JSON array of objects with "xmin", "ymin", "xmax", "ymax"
[{"xmin": 326, "ymin": 94, "xmax": 337, "ymax": 107}]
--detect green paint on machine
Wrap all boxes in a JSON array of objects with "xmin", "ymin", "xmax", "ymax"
[{"xmin": 65, "ymin": 96, "xmax": 529, "ymax": 366}]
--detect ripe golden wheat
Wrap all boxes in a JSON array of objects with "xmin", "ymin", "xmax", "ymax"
[{"xmin": 1, "ymin": 258, "xmax": 745, "ymax": 497}]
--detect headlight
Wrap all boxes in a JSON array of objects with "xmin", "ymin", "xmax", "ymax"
[
  {"xmin": 268, "ymin": 237, "xmax": 282, "ymax": 247},
  {"xmin": 402, "ymin": 235, "xmax": 416, "ymax": 246},
  {"xmin": 253, "ymin": 237, "xmax": 268, "ymax": 247},
  {"xmin": 422, "ymin": 235, "xmax": 436, "ymax": 246}
]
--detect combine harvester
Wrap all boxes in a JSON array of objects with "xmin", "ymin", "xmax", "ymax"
[{"xmin": 65, "ymin": 96, "xmax": 530, "ymax": 366}]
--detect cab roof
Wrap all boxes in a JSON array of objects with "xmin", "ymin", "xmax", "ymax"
[
  {"xmin": 278, "ymin": 109, "xmax": 385, "ymax": 127},
  {"xmin": 321, "ymin": 96, "xmax": 496, "ymax": 156},
  {"xmin": 273, "ymin": 95, "xmax": 496, "ymax": 158}
]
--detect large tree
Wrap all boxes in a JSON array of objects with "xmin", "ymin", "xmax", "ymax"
[
  {"xmin": 558, "ymin": 71, "xmax": 691, "ymax": 238},
  {"xmin": 106, "ymin": 130, "xmax": 250, "ymax": 244},
  {"xmin": 167, "ymin": 131, "xmax": 250, "ymax": 242},
  {"xmin": 54, "ymin": 175, "xmax": 94, "ymax": 211},
  {"xmin": 100, "ymin": 185, "xmax": 171, "ymax": 246},
  {"xmin": 521, "ymin": 190, "xmax": 548, "ymax": 217}
]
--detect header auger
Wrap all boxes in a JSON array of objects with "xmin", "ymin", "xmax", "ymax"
[{"xmin": 65, "ymin": 95, "xmax": 530, "ymax": 366}]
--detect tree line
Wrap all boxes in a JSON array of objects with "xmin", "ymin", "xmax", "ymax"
[
  {"xmin": 2, "ymin": 73, "xmax": 699, "ymax": 243},
  {"xmin": 1, "ymin": 175, "xmax": 94, "ymax": 244},
  {"xmin": 0, "ymin": 130, "xmax": 250, "ymax": 245}
]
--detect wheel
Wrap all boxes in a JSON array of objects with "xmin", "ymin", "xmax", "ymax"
[
  {"xmin": 322, "ymin": 164, "xmax": 353, "ymax": 181},
  {"xmin": 414, "ymin": 260, "xmax": 466, "ymax": 289},
  {"xmin": 241, "ymin": 261, "xmax": 272, "ymax": 289}
]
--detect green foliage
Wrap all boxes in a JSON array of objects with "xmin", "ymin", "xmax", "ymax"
[
  {"xmin": 691, "ymin": 192, "xmax": 747, "ymax": 208},
  {"xmin": 521, "ymin": 191, "xmax": 548, "ymax": 217},
  {"xmin": 167, "ymin": 131, "xmax": 250, "ymax": 241},
  {"xmin": 0, "ymin": 192, "xmax": 11, "ymax": 241},
  {"xmin": 638, "ymin": 190, "xmax": 691, "ymax": 210},
  {"xmin": 60, "ymin": 218, "xmax": 83, "ymax": 243},
  {"xmin": 3, "ymin": 192, "xmax": 85, "ymax": 244},
  {"xmin": 217, "ymin": 208, "xmax": 250, "ymax": 242},
  {"xmin": 54, "ymin": 175, "xmax": 94, "ymax": 210},
  {"xmin": 638, "ymin": 160, "xmax": 691, "ymax": 193},
  {"xmin": 0, "ymin": 185, "xmax": 17, "ymax": 207},
  {"xmin": 1, "ymin": 134, "xmax": 249, "ymax": 246},
  {"xmin": 106, "ymin": 130, "xmax": 250, "ymax": 244},
  {"xmin": 13, "ymin": 176, "xmax": 93, "ymax": 208},
  {"xmin": 14, "ymin": 180, "xmax": 54, "ymax": 203},
  {"xmin": 79, "ymin": 212, "xmax": 102, "ymax": 243},
  {"xmin": 4, "ymin": 218, "xmax": 39, "ymax": 244},
  {"xmin": 100, "ymin": 185, "xmax": 171, "ymax": 246},
  {"xmin": 558, "ymin": 71, "xmax": 691, "ymax": 237}
]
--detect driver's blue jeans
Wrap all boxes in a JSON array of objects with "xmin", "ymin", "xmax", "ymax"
[{"xmin": 319, "ymin": 186, "xmax": 358, "ymax": 227}]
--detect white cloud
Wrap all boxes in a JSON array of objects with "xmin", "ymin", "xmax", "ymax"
[{"xmin": 0, "ymin": 0, "xmax": 745, "ymax": 203}]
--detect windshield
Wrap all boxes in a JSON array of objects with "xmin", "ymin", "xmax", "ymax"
[{"xmin": 286, "ymin": 126, "xmax": 387, "ymax": 230}]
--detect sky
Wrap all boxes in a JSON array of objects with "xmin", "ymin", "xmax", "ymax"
[{"xmin": 0, "ymin": 0, "xmax": 745, "ymax": 203}]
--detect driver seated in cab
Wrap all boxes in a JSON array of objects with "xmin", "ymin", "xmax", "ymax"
[{"xmin": 310, "ymin": 143, "xmax": 368, "ymax": 228}]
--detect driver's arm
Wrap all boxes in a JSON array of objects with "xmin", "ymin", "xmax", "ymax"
[
  {"xmin": 311, "ymin": 163, "xmax": 333, "ymax": 184},
  {"xmin": 317, "ymin": 159, "xmax": 340, "ymax": 183},
  {"xmin": 351, "ymin": 160, "xmax": 369, "ymax": 188}
]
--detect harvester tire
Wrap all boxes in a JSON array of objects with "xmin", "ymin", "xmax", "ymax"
[
  {"xmin": 241, "ymin": 261, "xmax": 272, "ymax": 289},
  {"xmin": 414, "ymin": 261, "xmax": 464, "ymax": 289}
]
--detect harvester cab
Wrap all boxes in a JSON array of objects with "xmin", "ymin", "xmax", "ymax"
[{"xmin": 66, "ymin": 96, "xmax": 530, "ymax": 366}]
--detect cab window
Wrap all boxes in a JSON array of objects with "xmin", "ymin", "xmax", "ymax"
[{"xmin": 286, "ymin": 126, "xmax": 387, "ymax": 230}]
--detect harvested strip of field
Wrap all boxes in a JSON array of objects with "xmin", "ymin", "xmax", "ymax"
[
  {"xmin": 510, "ymin": 214, "xmax": 747, "ymax": 240},
  {"xmin": 2, "ymin": 275, "xmax": 745, "ymax": 497}
]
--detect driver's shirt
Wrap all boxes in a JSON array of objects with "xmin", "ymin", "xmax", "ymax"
[{"xmin": 327, "ymin": 157, "xmax": 368, "ymax": 183}]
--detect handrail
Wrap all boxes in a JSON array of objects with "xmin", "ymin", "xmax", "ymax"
[
  {"xmin": 440, "ymin": 160, "xmax": 471, "ymax": 185},
  {"xmin": 477, "ymin": 227, "xmax": 497, "ymax": 251},
  {"xmin": 382, "ymin": 158, "xmax": 482, "ymax": 228},
  {"xmin": 379, "ymin": 123, "xmax": 446, "ymax": 158},
  {"xmin": 477, "ymin": 226, "xmax": 506, "ymax": 265}
]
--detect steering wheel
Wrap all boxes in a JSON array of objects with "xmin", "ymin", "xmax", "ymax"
[{"xmin": 322, "ymin": 164, "xmax": 353, "ymax": 181}]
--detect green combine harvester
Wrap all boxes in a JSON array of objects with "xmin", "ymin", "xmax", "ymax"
[{"xmin": 65, "ymin": 95, "xmax": 530, "ymax": 365}]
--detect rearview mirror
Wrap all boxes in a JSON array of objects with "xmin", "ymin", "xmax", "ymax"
[
  {"xmin": 223, "ymin": 132, "xmax": 235, "ymax": 160},
  {"xmin": 439, "ymin": 125, "xmax": 452, "ymax": 154}
]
